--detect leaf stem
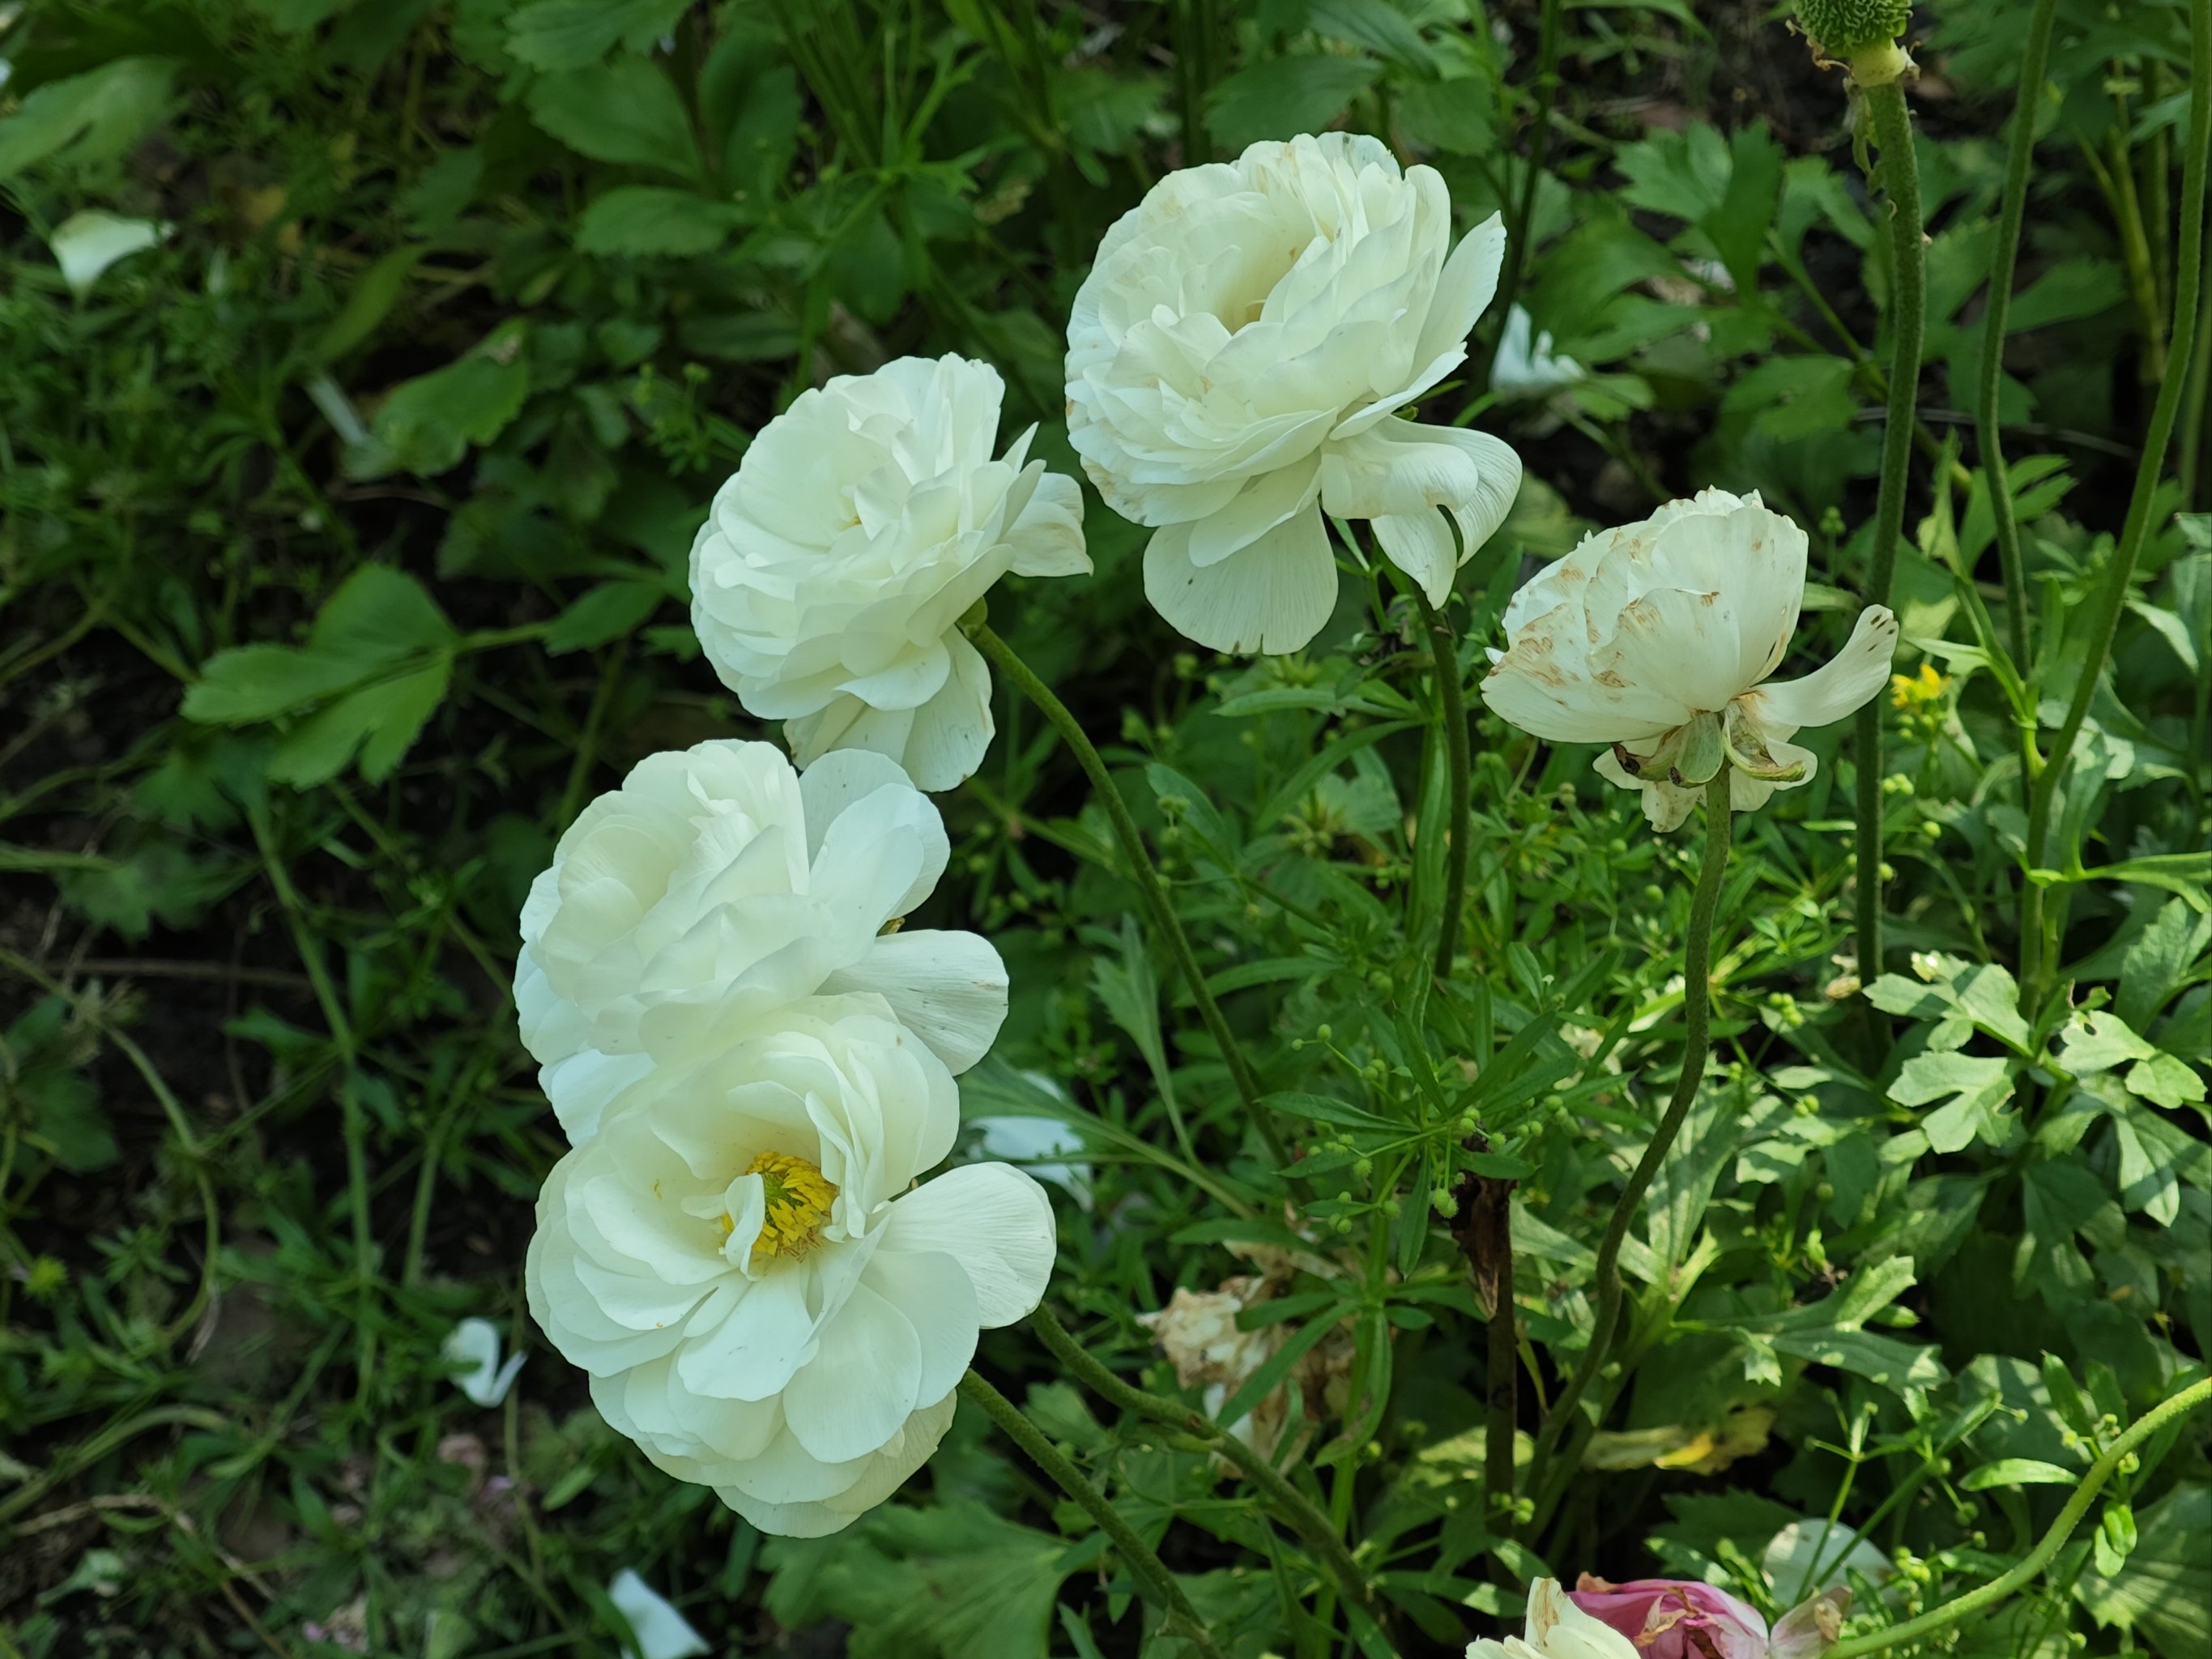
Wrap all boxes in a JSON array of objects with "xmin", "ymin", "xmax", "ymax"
[
  {"xmin": 1852, "ymin": 73, "xmax": 1928, "ymax": 987},
  {"xmin": 1975, "ymin": 0, "xmax": 2060, "ymax": 675},
  {"xmin": 1410, "ymin": 586, "xmax": 1472, "ymax": 979},
  {"xmin": 959, "ymin": 1369, "xmax": 1230, "ymax": 1659},
  {"xmin": 1481, "ymin": 0, "xmax": 1563, "ymax": 385},
  {"xmin": 2021, "ymin": 0, "xmax": 2210, "ymax": 1004},
  {"xmin": 967, "ymin": 620, "xmax": 1281, "ymax": 1165},
  {"xmin": 1027, "ymin": 1304, "xmax": 1387, "ymax": 1631},
  {"xmin": 1826, "ymin": 1375, "xmax": 2212, "ymax": 1657},
  {"xmin": 1524, "ymin": 772, "xmax": 1733, "ymax": 1523}
]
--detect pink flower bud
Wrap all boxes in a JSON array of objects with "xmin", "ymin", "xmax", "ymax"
[{"xmin": 1569, "ymin": 1576, "xmax": 1770, "ymax": 1659}]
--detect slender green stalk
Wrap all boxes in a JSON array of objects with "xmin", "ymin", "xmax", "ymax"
[
  {"xmin": 1975, "ymin": 0, "xmax": 2060, "ymax": 673},
  {"xmin": 1028, "ymin": 1305, "xmax": 1387, "ymax": 1631},
  {"xmin": 1481, "ymin": 0, "xmax": 1563, "ymax": 385},
  {"xmin": 2021, "ymin": 0, "xmax": 2210, "ymax": 1004},
  {"xmin": 1524, "ymin": 774, "xmax": 1733, "ymax": 1515},
  {"xmin": 1411, "ymin": 586, "xmax": 1472, "ymax": 979},
  {"xmin": 968, "ymin": 621, "xmax": 1281, "ymax": 1162},
  {"xmin": 1826, "ymin": 1375, "xmax": 2212, "ymax": 1657},
  {"xmin": 959, "ymin": 1370, "xmax": 1230, "ymax": 1659},
  {"xmin": 1467, "ymin": 1175, "xmax": 1520, "ymax": 1540},
  {"xmin": 1852, "ymin": 75, "xmax": 1928, "ymax": 987}
]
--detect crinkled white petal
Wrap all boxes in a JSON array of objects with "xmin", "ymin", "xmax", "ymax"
[
  {"xmin": 1741, "ymin": 607, "xmax": 1899, "ymax": 733},
  {"xmin": 1144, "ymin": 505, "xmax": 1336, "ymax": 655}
]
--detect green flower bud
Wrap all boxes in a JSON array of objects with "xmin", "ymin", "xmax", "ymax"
[{"xmin": 1796, "ymin": 0, "xmax": 1912, "ymax": 83}]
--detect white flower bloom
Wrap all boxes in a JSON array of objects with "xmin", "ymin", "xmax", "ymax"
[
  {"xmin": 1065, "ymin": 131, "xmax": 1522, "ymax": 655},
  {"xmin": 442, "ymin": 1317, "xmax": 526, "ymax": 1407},
  {"xmin": 1468, "ymin": 1578, "xmax": 1644, "ymax": 1659},
  {"xmin": 1479, "ymin": 488, "xmax": 1899, "ymax": 830},
  {"xmin": 49, "ymin": 210, "xmax": 170, "ymax": 294},
  {"xmin": 606, "ymin": 1569, "xmax": 710, "ymax": 1659},
  {"xmin": 516, "ymin": 740, "xmax": 1007, "ymax": 1140},
  {"xmin": 690, "ymin": 354, "xmax": 1089, "ymax": 791},
  {"xmin": 526, "ymin": 996, "xmax": 1056, "ymax": 1537}
]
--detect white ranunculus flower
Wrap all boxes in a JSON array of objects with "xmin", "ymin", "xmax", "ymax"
[
  {"xmin": 526, "ymin": 994, "xmax": 1056, "ymax": 1537},
  {"xmin": 1467, "ymin": 1579, "xmax": 1644, "ymax": 1659},
  {"xmin": 689, "ymin": 353, "xmax": 1089, "ymax": 791},
  {"xmin": 516, "ymin": 740, "xmax": 1006, "ymax": 1140},
  {"xmin": 1478, "ymin": 488, "xmax": 1899, "ymax": 831},
  {"xmin": 1065, "ymin": 131, "xmax": 1523, "ymax": 655}
]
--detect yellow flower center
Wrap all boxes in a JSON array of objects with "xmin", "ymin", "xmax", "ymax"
[
  {"xmin": 1890, "ymin": 662, "xmax": 1946, "ymax": 709},
  {"xmin": 720, "ymin": 1151, "xmax": 837, "ymax": 1265}
]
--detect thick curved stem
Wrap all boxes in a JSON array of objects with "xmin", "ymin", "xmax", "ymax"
[
  {"xmin": 2021, "ymin": 0, "xmax": 2210, "ymax": 1004},
  {"xmin": 1026, "ymin": 1306, "xmax": 1387, "ymax": 1632},
  {"xmin": 1411, "ymin": 586, "xmax": 1472, "ymax": 979},
  {"xmin": 968, "ymin": 621, "xmax": 1281, "ymax": 1163},
  {"xmin": 1852, "ymin": 75, "xmax": 1928, "ymax": 987},
  {"xmin": 960, "ymin": 1370, "xmax": 1230, "ymax": 1659},
  {"xmin": 1827, "ymin": 1375, "xmax": 2212, "ymax": 1656},
  {"xmin": 1524, "ymin": 774, "xmax": 1733, "ymax": 1520}
]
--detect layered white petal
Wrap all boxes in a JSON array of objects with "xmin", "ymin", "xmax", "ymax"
[
  {"xmin": 524, "ymin": 999, "xmax": 1051, "ymax": 1537},
  {"xmin": 515, "ymin": 741, "xmax": 1003, "ymax": 1138},
  {"xmin": 1741, "ymin": 607, "xmax": 1899, "ymax": 733},
  {"xmin": 693, "ymin": 354, "xmax": 1086, "ymax": 789},
  {"xmin": 1485, "ymin": 493, "xmax": 1873, "ymax": 832},
  {"xmin": 1068, "ymin": 134, "xmax": 1520, "ymax": 654},
  {"xmin": 1144, "ymin": 505, "xmax": 1337, "ymax": 655}
]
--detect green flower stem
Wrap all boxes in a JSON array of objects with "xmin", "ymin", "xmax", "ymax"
[
  {"xmin": 1826, "ymin": 1375, "xmax": 2212, "ymax": 1657},
  {"xmin": 1410, "ymin": 586, "xmax": 1473, "ymax": 979},
  {"xmin": 1975, "ymin": 0, "xmax": 2060, "ymax": 675},
  {"xmin": 1481, "ymin": 0, "xmax": 1564, "ymax": 384},
  {"xmin": 1852, "ymin": 72, "xmax": 1928, "ymax": 988},
  {"xmin": 1027, "ymin": 1304, "xmax": 1387, "ymax": 1631},
  {"xmin": 2021, "ymin": 0, "xmax": 2210, "ymax": 1005},
  {"xmin": 1524, "ymin": 773, "xmax": 1733, "ymax": 1517},
  {"xmin": 959, "ymin": 1370, "xmax": 1230, "ymax": 1659},
  {"xmin": 969, "ymin": 621, "xmax": 1281, "ymax": 1163}
]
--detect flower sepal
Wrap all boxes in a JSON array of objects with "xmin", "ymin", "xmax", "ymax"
[{"xmin": 1723, "ymin": 704, "xmax": 1809, "ymax": 783}]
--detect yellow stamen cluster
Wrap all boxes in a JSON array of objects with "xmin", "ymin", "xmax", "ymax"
[
  {"xmin": 1890, "ymin": 662, "xmax": 1946, "ymax": 710},
  {"xmin": 727, "ymin": 1151, "xmax": 837, "ymax": 1265}
]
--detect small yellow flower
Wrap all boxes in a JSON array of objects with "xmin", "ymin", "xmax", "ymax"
[{"xmin": 1890, "ymin": 662, "xmax": 1946, "ymax": 710}]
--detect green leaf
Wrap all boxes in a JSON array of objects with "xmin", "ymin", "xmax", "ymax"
[
  {"xmin": 505, "ymin": 0, "xmax": 689, "ymax": 70},
  {"xmin": 2117, "ymin": 899, "xmax": 2211, "ymax": 1027},
  {"xmin": 1204, "ymin": 55, "xmax": 1381, "ymax": 152},
  {"xmin": 1306, "ymin": 0, "xmax": 1434, "ymax": 69},
  {"xmin": 183, "ymin": 645, "xmax": 386, "ymax": 724},
  {"xmin": 764, "ymin": 1501, "xmax": 1074, "ymax": 1659},
  {"xmin": 543, "ymin": 579, "xmax": 666, "ymax": 653},
  {"xmin": 349, "ymin": 341, "xmax": 533, "ymax": 479},
  {"xmin": 526, "ymin": 58, "xmax": 701, "ymax": 178},
  {"xmin": 1959, "ymin": 1457, "xmax": 2080, "ymax": 1491},
  {"xmin": 268, "ymin": 660, "xmax": 452, "ymax": 787},
  {"xmin": 1263, "ymin": 1090, "xmax": 1398, "ymax": 1132},
  {"xmin": 1767, "ymin": 1328, "xmax": 1947, "ymax": 1404},
  {"xmin": 2124, "ymin": 1052, "xmax": 2206, "ymax": 1111},
  {"xmin": 2077, "ymin": 1481, "xmax": 2212, "ymax": 1658},
  {"xmin": 1890, "ymin": 1051, "xmax": 2017, "ymax": 1153},
  {"xmin": 309, "ymin": 565, "xmax": 458, "ymax": 658},
  {"xmin": 0, "ymin": 58, "xmax": 180, "ymax": 177},
  {"xmin": 575, "ymin": 186, "xmax": 742, "ymax": 257},
  {"xmin": 2058, "ymin": 1009, "xmax": 2157, "ymax": 1077},
  {"xmin": 1701, "ymin": 120, "xmax": 1784, "ymax": 293},
  {"xmin": 314, "ymin": 245, "xmax": 430, "ymax": 360}
]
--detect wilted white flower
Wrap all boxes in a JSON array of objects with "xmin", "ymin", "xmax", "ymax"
[
  {"xmin": 49, "ymin": 210, "xmax": 170, "ymax": 294},
  {"xmin": 606, "ymin": 1569, "xmax": 710, "ymax": 1659},
  {"xmin": 516, "ymin": 741, "xmax": 1006, "ymax": 1140},
  {"xmin": 1139, "ymin": 1270, "xmax": 1352, "ymax": 1465},
  {"xmin": 1066, "ymin": 132, "xmax": 1522, "ymax": 654},
  {"xmin": 690, "ymin": 354, "xmax": 1089, "ymax": 791},
  {"xmin": 442, "ymin": 1317, "xmax": 526, "ymax": 1407},
  {"xmin": 1479, "ymin": 488, "xmax": 1898, "ymax": 830},
  {"xmin": 526, "ymin": 996, "xmax": 1055, "ymax": 1537},
  {"xmin": 1468, "ymin": 1578, "xmax": 1643, "ymax": 1659}
]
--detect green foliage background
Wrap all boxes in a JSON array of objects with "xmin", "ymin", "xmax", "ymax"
[{"xmin": 1, "ymin": 1, "xmax": 2207, "ymax": 1655}]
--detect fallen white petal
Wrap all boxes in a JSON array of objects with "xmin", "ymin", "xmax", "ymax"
[
  {"xmin": 607, "ymin": 1568, "xmax": 710, "ymax": 1659},
  {"xmin": 442, "ymin": 1318, "xmax": 526, "ymax": 1408},
  {"xmin": 49, "ymin": 211, "xmax": 171, "ymax": 294}
]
